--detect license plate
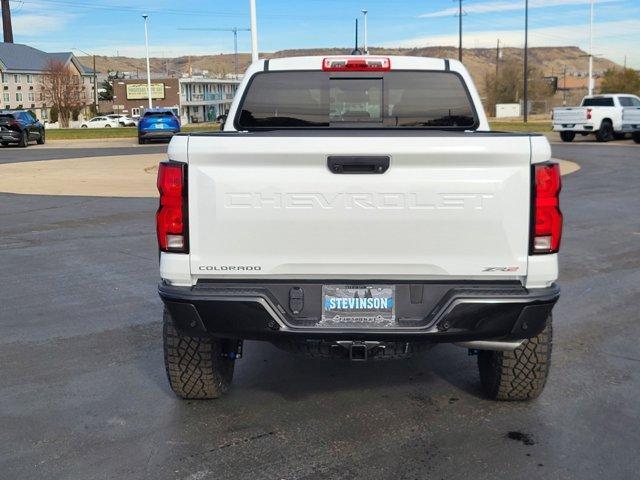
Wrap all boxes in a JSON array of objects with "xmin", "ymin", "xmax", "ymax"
[
  {"xmin": 320, "ymin": 285, "xmax": 395, "ymax": 328},
  {"xmin": 153, "ymin": 123, "xmax": 164, "ymax": 129}
]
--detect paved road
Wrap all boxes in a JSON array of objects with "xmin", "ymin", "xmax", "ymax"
[
  {"xmin": 0, "ymin": 145, "xmax": 167, "ymax": 164},
  {"xmin": 1, "ymin": 143, "xmax": 639, "ymax": 479}
]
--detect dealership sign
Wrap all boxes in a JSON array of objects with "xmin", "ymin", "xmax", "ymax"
[{"xmin": 126, "ymin": 83, "xmax": 165, "ymax": 100}]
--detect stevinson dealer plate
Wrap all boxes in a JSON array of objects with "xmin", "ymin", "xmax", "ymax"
[{"xmin": 319, "ymin": 285, "xmax": 395, "ymax": 328}]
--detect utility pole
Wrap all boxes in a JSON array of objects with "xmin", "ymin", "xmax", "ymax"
[
  {"xmin": 352, "ymin": 19, "xmax": 362, "ymax": 54},
  {"xmin": 250, "ymin": 0, "xmax": 259, "ymax": 62},
  {"xmin": 588, "ymin": 0, "xmax": 594, "ymax": 95},
  {"xmin": 362, "ymin": 9, "xmax": 368, "ymax": 54},
  {"xmin": 563, "ymin": 64, "xmax": 567, "ymax": 105},
  {"xmin": 457, "ymin": 0, "xmax": 464, "ymax": 61},
  {"xmin": 1, "ymin": 0, "xmax": 13, "ymax": 43},
  {"xmin": 178, "ymin": 27, "xmax": 250, "ymax": 76},
  {"xmin": 523, "ymin": 0, "xmax": 529, "ymax": 123},
  {"xmin": 495, "ymin": 39, "xmax": 500, "ymax": 78},
  {"xmin": 494, "ymin": 39, "xmax": 500, "ymax": 116},
  {"xmin": 142, "ymin": 14, "xmax": 153, "ymax": 109},
  {"xmin": 74, "ymin": 48, "xmax": 98, "ymax": 114}
]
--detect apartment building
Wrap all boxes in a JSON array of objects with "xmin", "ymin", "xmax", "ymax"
[
  {"xmin": 179, "ymin": 76, "xmax": 241, "ymax": 123},
  {"xmin": 0, "ymin": 43, "xmax": 94, "ymax": 120}
]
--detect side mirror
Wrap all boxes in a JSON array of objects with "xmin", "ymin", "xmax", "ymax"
[{"xmin": 217, "ymin": 114, "xmax": 227, "ymax": 130}]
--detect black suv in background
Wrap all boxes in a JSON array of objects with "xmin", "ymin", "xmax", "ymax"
[{"xmin": 0, "ymin": 110, "xmax": 45, "ymax": 147}]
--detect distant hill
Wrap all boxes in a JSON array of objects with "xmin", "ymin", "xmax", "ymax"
[{"xmin": 79, "ymin": 46, "xmax": 620, "ymax": 95}]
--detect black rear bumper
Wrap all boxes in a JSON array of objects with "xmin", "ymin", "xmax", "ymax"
[
  {"xmin": 139, "ymin": 129, "xmax": 178, "ymax": 139},
  {"xmin": 158, "ymin": 281, "xmax": 559, "ymax": 343}
]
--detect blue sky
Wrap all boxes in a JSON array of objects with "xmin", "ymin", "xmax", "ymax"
[{"xmin": 10, "ymin": 0, "xmax": 640, "ymax": 67}]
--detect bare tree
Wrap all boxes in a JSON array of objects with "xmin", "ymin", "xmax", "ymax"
[
  {"xmin": 41, "ymin": 60, "xmax": 85, "ymax": 128},
  {"xmin": 484, "ymin": 59, "xmax": 553, "ymax": 116}
]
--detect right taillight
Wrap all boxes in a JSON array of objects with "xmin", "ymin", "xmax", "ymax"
[
  {"xmin": 531, "ymin": 163, "xmax": 562, "ymax": 254},
  {"xmin": 156, "ymin": 161, "xmax": 188, "ymax": 253},
  {"xmin": 587, "ymin": 108, "xmax": 592, "ymax": 120}
]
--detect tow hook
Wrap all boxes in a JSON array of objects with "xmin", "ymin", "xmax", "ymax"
[
  {"xmin": 221, "ymin": 340, "xmax": 243, "ymax": 360},
  {"xmin": 334, "ymin": 341, "xmax": 383, "ymax": 361}
]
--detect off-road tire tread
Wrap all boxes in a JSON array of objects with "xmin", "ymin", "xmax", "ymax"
[
  {"xmin": 163, "ymin": 309, "xmax": 234, "ymax": 399},
  {"xmin": 478, "ymin": 317, "xmax": 552, "ymax": 401}
]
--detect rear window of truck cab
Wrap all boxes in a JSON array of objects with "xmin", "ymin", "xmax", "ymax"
[
  {"xmin": 236, "ymin": 71, "xmax": 478, "ymax": 130},
  {"xmin": 582, "ymin": 97, "xmax": 615, "ymax": 107}
]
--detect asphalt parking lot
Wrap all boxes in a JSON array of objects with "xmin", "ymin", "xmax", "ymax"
[{"xmin": 1, "ymin": 138, "xmax": 639, "ymax": 479}]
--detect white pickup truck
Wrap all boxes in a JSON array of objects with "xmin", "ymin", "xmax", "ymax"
[
  {"xmin": 553, "ymin": 93, "xmax": 640, "ymax": 143},
  {"xmin": 157, "ymin": 56, "xmax": 562, "ymax": 401}
]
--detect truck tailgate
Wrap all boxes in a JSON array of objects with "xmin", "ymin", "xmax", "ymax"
[
  {"xmin": 186, "ymin": 133, "xmax": 533, "ymax": 280},
  {"xmin": 623, "ymin": 107, "xmax": 640, "ymax": 124},
  {"xmin": 553, "ymin": 107, "xmax": 587, "ymax": 124}
]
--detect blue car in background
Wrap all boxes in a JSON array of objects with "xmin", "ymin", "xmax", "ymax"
[{"xmin": 137, "ymin": 108, "xmax": 180, "ymax": 144}]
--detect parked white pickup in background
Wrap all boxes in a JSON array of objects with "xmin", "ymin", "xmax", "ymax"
[{"xmin": 553, "ymin": 94, "xmax": 640, "ymax": 143}]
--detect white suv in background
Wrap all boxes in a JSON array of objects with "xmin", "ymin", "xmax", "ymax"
[
  {"xmin": 80, "ymin": 116, "xmax": 119, "ymax": 128},
  {"xmin": 106, "ymin": 114, "xmax": 137, "ymax": 127}
]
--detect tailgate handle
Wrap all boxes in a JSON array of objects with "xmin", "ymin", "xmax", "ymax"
[{"xmin": 327, "ymin": 156, "xmax": 389, "ymax": 174}]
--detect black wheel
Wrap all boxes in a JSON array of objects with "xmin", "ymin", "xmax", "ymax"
[
  {"xmin": 632, "ymin": 132, "xmax": 640, "ymax": 144},
  {"xmin": 105, "ymin": 124, "xmax": 112, "ymax": 128},
  {"xmin": 596, "ymin": 121, "xmax": 614, "ymax": 142},
  {"xmin": 138, "ymin": 136, "xmax": 146, "ymax": 145},
  {"xmin": 559, "ymin": 131, "xmax": 575, "ymax": 142},
  {"xmin": 478, "ymin": 316, "xmax": 552, "ymax": 401},
  {"xmin": 163, "ymin": 308, "xmax": 235, "ymax": 399},
  {"xmin": 1, "ymin": 142, "xmax": 8, "ymax": 146},
  {"xmin": 81, "ymin": 125, "xmax": 88, "ymax": 128},
  {"xmin": 18, "ymin": 130, "xmax": 28, "ymax": 148},
  {"xmin": 36, "ymin": 129, "xmax": 45, "ymax": 145}
]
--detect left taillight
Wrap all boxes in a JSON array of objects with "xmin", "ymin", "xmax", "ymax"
[
  {"xmin": 531, "ymin": 163, "xmax": 562, "ymax": 254},
  {"xmin": 156, "ymin": 162, "xmax": 188, "ymax": 253}
]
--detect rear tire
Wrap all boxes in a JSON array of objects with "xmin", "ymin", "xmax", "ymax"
[
  {"xmin": 36, "ymin": 129, "xmax": 45, "ymax": 145},
  {"xmin": 596, "ymin": 121, "xmax": 614, "ymax": 142},
  {"xmin": 18, "ymin": 131, "xmax": 28, "ymax": 148},
  {"xmin": 163, "ymin": 308, "xmax": 235, "ymax": 399},
  {"xmin": 559, "ymin": 131, "xmax": 575, "ymax": 142},
  {"xmin": 478, "ymin": 316, "xmax": 552, "ymax": 401},
  {"xmin": 632, "ymin": 132, "xmax": 640, "ymax": 144},
  {"xmin": 138, "ymin": 136, "xmax": 146, "ymax": 145}
]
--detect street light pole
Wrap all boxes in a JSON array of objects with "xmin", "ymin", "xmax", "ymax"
[
  {"xmin": 233, "ymin": 28, "xmax": 239, "ymax": 75},
  {"xmin": 362, "ymin": 9, "xmax": 368, "ymax": 54},
  {"xmin": 142, "ymin": 14, "xmax": 153, "ymax": 109},
  {"xmin": 588, "ymin": 0, "xmax": 594, "ymax": 96},
  {"xmin": 250, "ymin": 0, "xmax": 259, "ymax": 62},
  {"xmin": 523, "ymin": 0, "xmax": 529, "ymax": 123}
]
